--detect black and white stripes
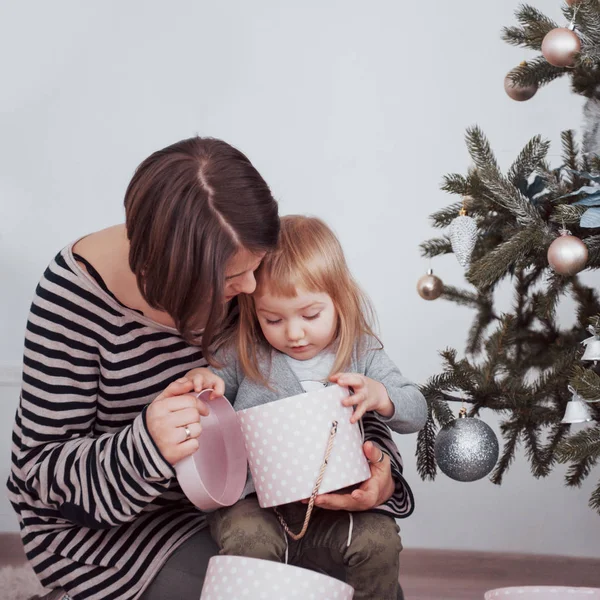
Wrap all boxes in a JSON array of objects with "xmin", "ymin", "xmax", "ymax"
[{"xmin": 7, "ymin": 245, "xmax": 412, "ymax": 600}]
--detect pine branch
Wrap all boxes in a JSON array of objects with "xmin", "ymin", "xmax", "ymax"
[
  {"xmin": 491, "ymin": 425, "xmax": 520, "ymax": 485},
  {"xmin": 466, "ymin": 295, "xmax": 497, "ymax": 355},
  {"xmin": 416, "ymin": 412, "xmax": 437, "ymax": 481},
  {"xmin": 429, "ymin": 202, "xmax": 463, "ymax": 228},
  {"xmin": 570, "ymin": 365, "xmax": 600, "ymax": 400},
  {"xmin": 478, "ymin": 166, "xmax": 546, "ymax": 227},
  {"xmin": 566, "ymin": 0, "xmax": 600, "ymax": 61},
  {"xmin": 432, "ymin": 397, "xmax": 455, "ymax": 427},
  {"xmin": 440, "ymin": 285, "xmax": 482, "ymax": 309},
  {"xmin": 565, "ymin": 454, "xmax": 599, "ymax": 487},
  {"xmin": 466, "ymin": 127, "xmax": 500, "ymax": 175},
  {"xmin": 420, "ymin": 236, "xmax": 453, "ymax": 258},
  {"xmin": 441, "ymin": 174, "xmax": 469, "ymax": 197},
  {"xmin": 502, "ymin": 4, "xmax": 558, "ymax": 50},
  {"xmin": 549, "ymin": 203, "xmax": 587, "ymax": 225},
  {"xmin": 507, "ymin": 136, "xmax": 551, "ymax": 187},
  {"xmin": 556, "ymin": 425, "xmax": 600, "ymax": 464},
  {"xmin": 524, "ymin": 427, "xmax": 552, "ymax": 478},
  {"xmin": 535, "ymin": 272, "xmax": 571, "ymax": 321},
  {"xmin": 532, "ymin": 352, "xmax": 577, "ymax": 400},
  {"xmin": 590, "ymin": 480, "xmax": 600, "ymax": 513},
  {"xmin": 467, "ymin": 227, "xmax": 545, "ymax": 290},
  {"xmin": 506, "ymin": 57, "xmax": 566, "ymax": 88},
  {"xmin": 584, "ymin": 234, "xmax": 600, "ymax": 266},
  {"xmin": 561, "ymin": 130, "xmax": 580, "ymax": 171},
  {"xmin": 540, "ymin": 423, "xmax": 571, "ymax": 471},
  {"xmin": 571, "ymin": 279, "xmax": 600, "ymax": 327}
]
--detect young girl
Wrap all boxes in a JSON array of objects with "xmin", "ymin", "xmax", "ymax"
[{"xmin": 185, "ymin": 215, "xmax": 427, "ymax": 600}]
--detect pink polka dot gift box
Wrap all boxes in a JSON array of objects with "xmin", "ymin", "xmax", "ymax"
[
  {"xmin": 200, "ymin": 555, "xmax": 354, "ymax": 599},
  {"xmin": 175, "ymin": 390, "xmax": 248, "ymax": 511},
  {"xmin": 237, "ymin": 384, "xmax": 371, "ymax": 508}
]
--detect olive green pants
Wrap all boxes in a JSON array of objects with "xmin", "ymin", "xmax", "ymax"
[{"xmin": 207, "ymin": 496, "xmax": 402, "ymax": 600}]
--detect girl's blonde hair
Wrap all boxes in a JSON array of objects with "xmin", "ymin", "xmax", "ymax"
[{"xmin": 236, "ymin": 215, "xmax": 380, "ymax": 383}]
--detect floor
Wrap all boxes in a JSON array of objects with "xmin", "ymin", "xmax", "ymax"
[{"xmin": 2, "ymin": 533, "xmax": 599, "ymax": 599}]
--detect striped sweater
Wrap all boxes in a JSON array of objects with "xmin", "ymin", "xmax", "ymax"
[{"xmin": 7, "ymin": 244, "xmax": 414, "ymax": 600}]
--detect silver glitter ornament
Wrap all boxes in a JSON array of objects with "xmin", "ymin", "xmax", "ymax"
[
  {"xmin": 449, "ymin": 202, "xmax": 478, "ymax": 267},
  {"xmin": 434, "ymin": 409, "xmax": 499, "ymax": 482}
]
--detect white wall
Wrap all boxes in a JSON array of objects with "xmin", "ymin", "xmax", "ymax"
[{"xmin": 1, "ymin": 0, "xmax": 599, "ymax": 557}]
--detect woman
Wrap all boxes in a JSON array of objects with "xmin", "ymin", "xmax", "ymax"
[{"xmin": 8, "ymin": 136, "xmax": 408, "ymax": 600}]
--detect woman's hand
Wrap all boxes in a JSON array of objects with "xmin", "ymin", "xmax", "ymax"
[
  {"xmin": 309, "ymin": 441, "xmax": 395, "ymax": 511},
  {"xmin": 182, "ymin": 368, "xmax": 225, "ymax": 399},
  {"xmin": 329, "ymin": 373, "xmax": 394, "ymax": 423},
  {"xmin": 146, "ymin": 379, "xmax": 210, "ymax": 466}
]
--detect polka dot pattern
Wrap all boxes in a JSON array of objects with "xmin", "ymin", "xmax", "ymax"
[
  {"xmin": 237, "ymin": 384, "xmax": 371, "ymax": 508},
  {"xmin": 201, "ymin": 555, "xmax": 355, "ymax": 599},
  {"xmin": 485, "ymin": 588, "xmax": 600, "ymax": 599}
]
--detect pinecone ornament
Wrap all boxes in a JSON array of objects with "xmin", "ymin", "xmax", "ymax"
[{"xmin": 449, "ymin": 202, "xmax": 478, "ymax": 267}]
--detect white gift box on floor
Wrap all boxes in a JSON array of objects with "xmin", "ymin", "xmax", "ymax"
[
  {"xmin": 237, "ymin": 384, "xmax": 371, "ymax": 508},
  {"xmin": 485, "ymin": 587, "xmax": 600, "ymax": 599},
  {"xmin": 200, "ymin": 556, "xmax": 354, "ymax": 599}
]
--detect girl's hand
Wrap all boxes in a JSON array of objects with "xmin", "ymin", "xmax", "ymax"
[
  {"xmin": 329, "ymin": 373, "xmax": 394, "ymax": 423},
  {"xmin": 146, "ymin": 379, "xmax": 209, "ymax": 466},
  {"xmin": 182, "ymin": 368, "xmax": 225, "ymax": 399},
  {"xmin": 308, "ymin": 442, "xmax": 394, "ymax": 511}
]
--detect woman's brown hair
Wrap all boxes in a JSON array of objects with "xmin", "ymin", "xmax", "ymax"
[{"xmin": 124, "ymin": 136, "xmax": 279, "ymax": 361}]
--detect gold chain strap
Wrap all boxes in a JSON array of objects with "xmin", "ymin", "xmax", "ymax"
[{"xmin": 273, "ymin": 420, "xmax": 338, "ymax": 541}]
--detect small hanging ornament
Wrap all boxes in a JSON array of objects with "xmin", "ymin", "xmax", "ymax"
[
  {"xmin": 449, "ymin": 197, "xmax": 478, "ymax": 267},
  {"xmin": 541, "ymin": 24, "xmax": 581, "ymax": 68},
  {"xmin": 504, "ymin": 63, "xmax": 538, "ymax": 102},
  {"xmin": 561, "ymin": 385, "xmax": 593, "ymax": 424},
  {"xmin": 581, "ymin": 324, "xmax": 600, "ymax": 364},
  {"xmin": 566, "ymin": 0, "xmax": 579, "ymax": 5},
  {"xmin": 547, "ymin": 228, "xmax": 588, "ymax": 275},
  {"xmin": 417, "ymin": 268, "xmax": 444, "ymax": 301},
  {"xmin": 434, "ymin": 406, "xmax": 499, "ymax": 482}
]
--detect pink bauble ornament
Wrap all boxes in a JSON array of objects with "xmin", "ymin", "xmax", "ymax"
[
  {"xmin": 547, "ymin": 230, "xmax": 588, "ymax": 275},
  {"xmin": 417, "ymin": 269, "xmax": 444, "ymax": 301},
  {"xmin": 542, "ymin": 27, "xmax": 581, "ymax": 67},
  {"xmin": 504, "ymin": 73, "xmax": 538, "ymax": 101},
  {"xmin": 566, "ymin": 0, "xmax": 579, "ymax": 5}
]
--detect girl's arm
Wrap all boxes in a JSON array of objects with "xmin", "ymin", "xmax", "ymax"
[{"xmin": 363, "ymin": 347, "xmax": 428, "ymax": 434}]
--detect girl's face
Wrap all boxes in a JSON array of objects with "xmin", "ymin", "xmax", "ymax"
[{"xmin": 254, "ymin": 288, "xmax": 337, "ymax": 361}]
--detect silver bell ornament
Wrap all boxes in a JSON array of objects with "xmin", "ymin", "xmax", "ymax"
[
  {"xmin": 581, "ymin": 325, "xmax": 600, "ymax": 364},
  {"xmin": 434, "ymin": 407, "xmax": 499, "ymax": 482},
  {"xmin": 561, "ymin": 386, "xmax": 593, "ymax": 424},
  {"xmin": 449, "ymin": 198, "xmax": 478, "ymax": 267}
]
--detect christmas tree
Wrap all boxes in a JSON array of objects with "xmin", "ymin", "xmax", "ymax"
[{"xmin": 418, "ymin": 0, "xmax": 600, "ymax": 514}]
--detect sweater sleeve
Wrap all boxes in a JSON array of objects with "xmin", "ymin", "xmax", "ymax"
[
  {"xmin": 360, "ymin": 412, "xmax": 415, "ymax": 518},
  {"xmin": 208, "ymin": 346, "xmax": 242, "ymax": 403},
  {"xmin": 364, "ymin": 346, "xmax": 428, "ymax": 434},
  {"xmin": 13, "ymin": 276, "xmax": 175, "ymax": 530}
]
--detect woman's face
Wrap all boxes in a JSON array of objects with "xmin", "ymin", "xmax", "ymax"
[{"xmin": 224, "ymin": 249, "xmax": 265, "ymax": 301}]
